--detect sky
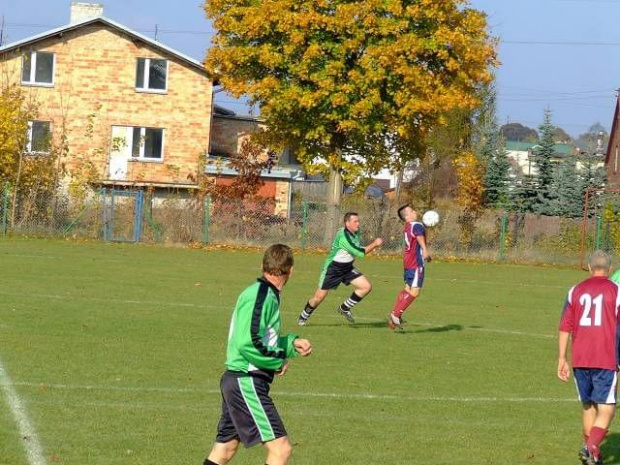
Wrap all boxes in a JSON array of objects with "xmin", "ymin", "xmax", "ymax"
[{"xmin": 1, "ymin": 0, "xmax": 619, "ymax": 139}]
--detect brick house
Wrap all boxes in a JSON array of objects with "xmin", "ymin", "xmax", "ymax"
[
  {"xmin": 606, "ymin": 95, "xmax": 620, "ymax": 186},
  {"xmin": 0, "ymin": 3, "xmax": 215, "ymax": 194}
]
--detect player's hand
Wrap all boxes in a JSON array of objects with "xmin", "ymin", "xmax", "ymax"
[
  {"xmin": 276, "ymin": 360, "xmax": 290, "ymax": 376},
  {"xmin": 374, "ymin": 238, "xmax": 383, "ymax": 247},
  {"xmin": 558, "ymin": 357, "xmax": 570, "ymax": 382},
  {"xmin": 294, "ymin": 338, "xmax": 312, "ymax": 357},
  {"xmin": 425, "ymin": 254, "xmax": 432, "ymax": 263}
]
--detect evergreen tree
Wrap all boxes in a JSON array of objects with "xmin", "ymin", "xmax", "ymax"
[
  {"xmin": 548, "ymin": 154, "xmax": 582, "ymax": 218},
  {"xmin": 532, "ymin": 109, "xmax": 556, "ymax": 215}
]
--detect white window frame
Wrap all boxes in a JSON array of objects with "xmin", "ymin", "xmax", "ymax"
[
  {"xmin": 131, "ymin": 127, "xmax": 165, "ymax": 162},
  {"xmin": 26, "ymin": 120, "xmax": 52, "ymax": 155},
  {"xmin": 21, "ymin": 51, "xmax": 56, "ymax": 87},
  {"xmin": 135, "ymin": 58, "xmax": 169, "ymax": 94}
]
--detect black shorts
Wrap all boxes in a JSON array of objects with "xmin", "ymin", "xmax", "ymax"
[
  {"xmin": 319, "ymin": 261, "xmax": 363, "ymax": 290},
  {"xmin": 215, "ymin": 371, "xmax": 287, "ymax": 448}
]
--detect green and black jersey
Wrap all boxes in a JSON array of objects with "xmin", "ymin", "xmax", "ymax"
[
  {"xmin": 225, "ymin": 278, "xmax": 299, "ymax": 382},
  {"xmin": 323, "ymin": 228, "xmax": 365, "ymax": 267}
]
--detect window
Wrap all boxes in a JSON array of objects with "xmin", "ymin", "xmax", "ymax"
[
  {"xmin": 21, "ymin": 51, "xmax": 55, "ymax": 86},
  {"xmin": 27, "ymin": 121, "xmax": 51, "ymax": 154},
  {"xmin": 135, "ymin": 58, "xmax": 168, "ymax": 92},
  {"xmin": 131, "ymin": 127, "xmax": 164, "ymax": 160}
]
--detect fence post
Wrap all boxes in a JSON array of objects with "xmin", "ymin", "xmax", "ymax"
[
  {"xmin": 301, "ymin": 201, "xmax": 309, "ymax": 250},
  {"xmin": 595, "ymin": 216, "xmax": 602, "ymax": 250},
  {"xmin": 498, "ymin": 211, "xmax": 508, "ymax": 261},
  {"xmin": 202, "ymin": 196, "xmax": 211, "ymax": 244},
  {"xmin": 1, "ymin": 182, "xmax": 10, "ymax": 236}
]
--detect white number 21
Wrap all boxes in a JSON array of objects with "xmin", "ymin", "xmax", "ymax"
[{"xmin": 579, "ymin": 293, "xmax": 604, "ymax": 327}]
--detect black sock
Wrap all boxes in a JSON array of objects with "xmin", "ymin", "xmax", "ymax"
[
  {"xmin": 204, "ymin": 459, "xmax": 219, "ymax": 465},
  {"xmin": 300, "ymin": 301, "xmax": 316, "ymax": 320},
  {"xmin": 340, "ymin": 292, "xmax": 363, "ymax": 312}
]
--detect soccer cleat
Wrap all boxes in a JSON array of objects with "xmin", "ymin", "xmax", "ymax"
[
  {"xmin": 297, "ymin": 316, "xmax": 308, "ymax": 326},
  {"xmin": 578, "ymin": 446, "xmax": 590, "ymax": 465},
  {"xmin": 336, "ymin": 306, "xmax": 355, "ymax": 323},
  {"xmin": 387, "ymin": 314, "xmax": 404, "ymax": 331}
]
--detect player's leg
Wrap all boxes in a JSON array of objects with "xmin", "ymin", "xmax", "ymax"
[
  {"xmin": 206, "ymin": 375, "xmax": 242, "ymax": 464},
  {"xmin": 584, "ymin": 369, "xmax": 617, "ymax": 462},
  {"xmin": 263, "ymin": 436, "xmax": 294, "ymax": 465},
  {"xmin": 389, "ymin": 268, "xmax": 423, "ymax": 330},
  {"xmin": 204, "ymin": 439, "xmax": 240, "ymax": 465},
  {"xmin": 579, "ymin": 402, "xmax": 597, "ymax": 463},
  {"xmin": 298, "ymin": 288, "xmax": 328, "ymax": 325},
  {"xmin": 335, "ymin": 273, "xmax": 371, "ymax": 323},
  {"xmin": 299, "ymin": 262, "xmax": 341, "ymax": 325}
]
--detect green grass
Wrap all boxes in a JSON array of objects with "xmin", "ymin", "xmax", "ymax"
[{"xmin": 0, "ymin": 237, "xmax": 616, "ymax": 464}]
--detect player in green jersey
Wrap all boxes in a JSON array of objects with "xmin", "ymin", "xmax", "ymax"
[
  {"xmin": 297, "ymin": 211, "xmax": 383, "ymax": 325},
  {"xmin": 203, "ymin": 244, "xmax": 312, "ymax": 465}
]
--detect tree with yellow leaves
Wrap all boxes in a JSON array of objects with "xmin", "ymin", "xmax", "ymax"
[
  {"xmin": 205, "ymin": 0, "xmax": 497, "ymax": 233},
  {"xmin": 452, "ymin": 149, "xmax": 485, "ymax": 248}
]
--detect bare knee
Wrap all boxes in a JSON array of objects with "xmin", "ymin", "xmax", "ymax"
[
  {"xmin": 208, "ymin": 440, "xmax": 239, "ymax": 464},
  {"xmin": 407, "ymin": 287, "xmax": 420, "ymax": 298},
  {"xmin": 265, "ymin": 437, "xmax": 293, "ymax": 464},
  {"xmin": 358, "ymin": 281, "xmax": 372, "ymax": 297}
]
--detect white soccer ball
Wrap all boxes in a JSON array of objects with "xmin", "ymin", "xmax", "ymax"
[{"xmin": 422, "ymin": 210, "xmax": 440, "ymax": 227}]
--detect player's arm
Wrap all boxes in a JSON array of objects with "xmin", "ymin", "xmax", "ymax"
[
  {"xmin": 239, "ymin": 299, "xmax": 290, "ymax": 370},
  {"xmin": 416, "ymin": 234, "xmax": 430, "ymax": 262},
  {"xmin": 558, "ymin": 297, "xmax": 573, "ymax": 382},
  {"xmin": 340, "ymin": 230, "xmax": 368, "ymax": 258},
  {"xmin": 364, "ymin": 237, "xmax": 383, "ymax": 254},
  {"xmin": 558, "ymin": 330, "xmax": 571, "ymax": 382}
]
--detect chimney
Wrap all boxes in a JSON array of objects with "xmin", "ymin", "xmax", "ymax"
[{"xmin": 70, "ymin": 2, "xmax": 104, "ymax": 24}]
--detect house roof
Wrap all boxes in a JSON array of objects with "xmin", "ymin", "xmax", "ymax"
[
  {"xmin": 605, "ymin": 95, "xmax": 619, "ymax": 166},
  {"xmin": 506, "ymin": 140, "xmax": 575, "ymax": 156},
  {"xmin": 0, "ymin": 16, "xmax": 210, "ymax": 77}
]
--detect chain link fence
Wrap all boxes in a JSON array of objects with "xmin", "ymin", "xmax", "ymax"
[{"xmin": 0, "ymin": 182, "xmax": 615, "ymax": 267}]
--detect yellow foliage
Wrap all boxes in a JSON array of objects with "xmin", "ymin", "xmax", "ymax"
[
  {"xmin": 204, "ymin": 0, "xmax": 497, "ymax": 173},
  {"xmin": 453, "ymin": 150, "xmax": 485, "ymax": 214}
]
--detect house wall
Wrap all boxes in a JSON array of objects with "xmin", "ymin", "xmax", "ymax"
[
  {"xmin": 210, "ymin": 116, "xmax": 262, "ymax": 157},
  {"xmin": 607, "ymin": 127, "xmax": 620, "ymax": 186},
  {"xmin": 213, "ymin": 176, "xmax": 291, "ymax": 216},
  {"xmin": 0, "ymin": 23, "xmax": 213, "ymax": 187}
]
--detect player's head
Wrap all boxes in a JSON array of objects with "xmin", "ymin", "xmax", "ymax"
[
  {"xmin": 262, "ymin": 244, "xmax": 294, "ymax": 279},
  {"xmin": 397, "ymin": 204, "xmax": 417, "ymax": 222},
  {"xmin": 343, "ymin": 212, "xmax": 360, "ymax": 232},
  {"xmin": 588, "ymin": 250, "xmax": 611, "ymax": 276}
]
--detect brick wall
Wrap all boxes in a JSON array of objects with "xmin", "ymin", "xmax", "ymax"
[{"xmin": 0, "ymin": 23, "xmax": 213, "ymax": 187}]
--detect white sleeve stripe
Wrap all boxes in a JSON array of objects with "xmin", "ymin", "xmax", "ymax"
[
  {"xmin": 615, "ymin": 283, "xmax": 620, "ymax": 316},
  {"xmin": 567, "ymin": 286, "xmax": 575, "ymax": 305}
]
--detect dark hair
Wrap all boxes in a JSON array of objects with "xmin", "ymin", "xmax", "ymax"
[
  {"xmin": 263, "ymin": 244, "xmax": 294, "ymax": 276},
  {"xmin": 343, "ymin": 212, "xmax": 358, "ymax": 223},
  {"xmin": 397, "ymin": 204, "xmax": 411, "ymax": 222}
]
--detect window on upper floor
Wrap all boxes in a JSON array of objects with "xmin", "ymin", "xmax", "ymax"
[
  {"xmin": 135, "ymin": 58, "xmax": 168, "ymax": 92},
  {"xmin": 26, "ymin": 121, "xmax": 51, "ymax": 154},
  {"xmin": 131, "ymin": 127, "xmax": 164, "ymax": 160},
  {"xmin": 21, "ymin": 51, "xmax": 55, "ymax": 86}
]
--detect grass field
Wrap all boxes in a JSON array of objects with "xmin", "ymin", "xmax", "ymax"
[{"xmin": 0, "ymin": 237, "xmax": 617, "ymax": 464}]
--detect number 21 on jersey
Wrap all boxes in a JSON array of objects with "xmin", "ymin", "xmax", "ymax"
[{"xmin": 579, "ymin": 293, "xmax": 603, "ymax": 327}]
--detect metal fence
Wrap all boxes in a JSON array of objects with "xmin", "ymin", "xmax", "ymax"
[{"xmin": 0, "ymin": 182, "xmax": 614, "ymax": 267}]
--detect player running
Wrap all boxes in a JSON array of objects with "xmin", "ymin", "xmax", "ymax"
[
  {"xmin": 297, "ymin": 212, "xmax": 383, "ymax": 325},
  {"xmin": 558, "ymin": 250, "xmax": 620, "ymax": 465},
  {"xmin": 388, "ymin": 204, "xmax": 430, "ymax": 330}
]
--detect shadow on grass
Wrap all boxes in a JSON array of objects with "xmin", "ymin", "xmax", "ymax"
[
  {"xmin": 601, "ymin": 432, "xmax": 620, "ymax": 464},
  {"xmin": 414, "ymin": 324, "xmax": 465, "ymax": 333}
]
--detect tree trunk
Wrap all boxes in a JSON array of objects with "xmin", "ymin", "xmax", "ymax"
[{"xmin": 325, "ymin": 166, "xmax": 342, "ymax": 246}]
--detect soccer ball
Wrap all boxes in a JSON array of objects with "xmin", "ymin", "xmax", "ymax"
[{"xmin": 422, "ymin": 210, "xmax": 440, "ymax": 227}]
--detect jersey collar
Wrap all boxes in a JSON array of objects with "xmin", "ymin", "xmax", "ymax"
[{"xmin": 257, "ymin": 277, "xmax": 281, "ymax": 298}]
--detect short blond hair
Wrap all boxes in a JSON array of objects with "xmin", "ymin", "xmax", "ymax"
[
  {"xmin": 589, "ymin": 250, "xmax": 611, "ymax": 272},
  {"xmin": 263, "ymin": 244, "xmax": 294, "ymax": 276}
]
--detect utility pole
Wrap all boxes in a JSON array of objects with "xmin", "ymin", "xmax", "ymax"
[{"xmin": 0, "ymin": 16, "xmax": 5, "ymax": 47}]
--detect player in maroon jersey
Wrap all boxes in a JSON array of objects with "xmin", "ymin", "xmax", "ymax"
[
  {"xmin": 388, "ymin": 204, "xmax": 431, "ymax": 330},
  {"xmin": 558, "ymin": 250, "xmax": 620, "ymax": 465}
]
